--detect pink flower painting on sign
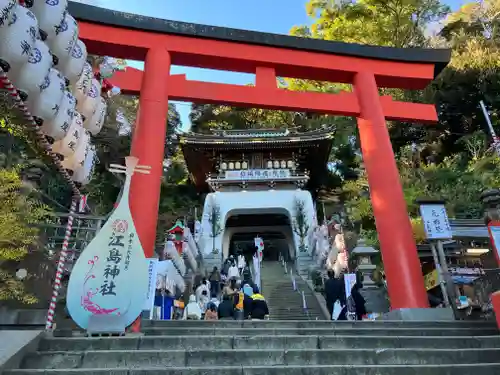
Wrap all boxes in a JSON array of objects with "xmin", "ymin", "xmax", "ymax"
[{"xmin": 80, "ymin": 256, "xmax": 120, "ymax": 315}]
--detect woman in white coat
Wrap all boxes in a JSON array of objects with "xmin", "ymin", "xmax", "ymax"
[{"xmin": 183, "ymin": 294, "xmax": 202, "ymax": 320}]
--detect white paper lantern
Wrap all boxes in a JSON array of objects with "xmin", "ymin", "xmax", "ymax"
[
  {"xmin": 84, "ymin": 96, "xmax": 106, "ymax": 136},
  {"xmin": 72, "ymin": 144, "xmax": 96, "ymax": 185},
  {"xmin": 51, "ymin": 112, "xmax": 83, "ymax": 157},
  {"xmin": 77, "ymin": 78, "xmax": 101, "ymax": 121},
  {"xmin": 0, "ymin": 0, "xmax": 17, "ymax": 28},
  {"xmin": 7, "ymin": 38, "xmax": 53, "ymax": 99},
  {"xmin": 62, "ymin": 39, "xmax": 87, "ymax": 84},
  {"xmin": 73, "ymin": 62, "xmax": 92, "ymax": 104},
  {"xmin": 28, "ymin": 0, "xmax": 67, "ymax": 41},
  {"xmin": 40, "ymin": 91, "xmax": 76, "ymax": 141},
  {"xmin": 0, "ymin": 6, "xmax": 38, "ymax": 72},
  {"xmin": 47, "ymin": 12, "xmax": 78, "ymax": 63},
  {"xmin": 61, "ymin": 129, "xmax": 89, "ymax": 171},
  {"xmin": 29, "ymin": 68, "xmax": 65, "ymax": 122}
]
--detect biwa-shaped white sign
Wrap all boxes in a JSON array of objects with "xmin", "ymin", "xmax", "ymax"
[{"xmin": 67, "ymin": 157, "xmax": 151, "ymax": 329}]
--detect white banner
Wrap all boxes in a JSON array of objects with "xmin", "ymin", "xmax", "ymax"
[
  {"xmin": 225, "ymin": 169, "xmax": 290, "ymax": 180},
  {"xmin": 344, "ymin": 273, "xmax": 357, "ymax": 299},
  {"xmin": 143, "ymin": 259, "xmax": 158, "ymax": 313}
]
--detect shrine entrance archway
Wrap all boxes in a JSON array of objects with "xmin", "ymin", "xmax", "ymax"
[
  {"xmin": 69, "ymin": 2, "xmax": 451, "ymax": 310},
  {"xmin": 223, "ymin": 208, "xmax": 296, "ymax": 262}
]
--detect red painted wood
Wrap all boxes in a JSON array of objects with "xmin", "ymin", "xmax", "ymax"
[
  {"xmin": 354, "ymin": 71, "xmax": 429, "ymax": 309},
  {"xmin": 75, "ymin": 16, "xmax": 446, "ymax": 311},
  {"xmin": 78, "ymin": 21, "xmax": 435, "ymax": 90},
  {"xmin": 109, "ymin": 69, "xmax": 438, "ymax": 123},
  {"xmin": 129, "ymin": 48, "xmax": 170, "ymax": 259}
]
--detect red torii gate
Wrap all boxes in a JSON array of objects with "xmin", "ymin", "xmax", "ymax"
[{"xmin": 69, "ymin": 2, "xmax": 450, "ymax": 310}]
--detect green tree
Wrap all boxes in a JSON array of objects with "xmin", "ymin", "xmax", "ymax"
[
  {"xmin": 296, "ymin": 0, "xmax": 449, "ymax": 47},
  {"xmin": 0, "ymin": 168, "xmax": 50, "ymax": 303}
]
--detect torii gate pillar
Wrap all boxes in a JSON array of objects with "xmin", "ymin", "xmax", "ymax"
[
  {"xmin": 355, "ymin": 71, "xmax": 429, "ymax": 309},
  {"xmin": 129, "ymin": 48, "xmax": 170, "ymax": 258}
]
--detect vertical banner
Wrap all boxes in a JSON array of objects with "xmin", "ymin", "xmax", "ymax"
[
  {"xmin": 78, "ymin": 195, "xmax": 88, "ymax": 213},
  {"xmin": 143, "ymin": 259, "xmax": 159, "ymax": 315},
  {"xmin": 254, "ymin": 236, "xmax": 264, "ymax": 262},
  {"xmin": 344, "ymin": 273, "xmax": 357, "ymax": 299}
]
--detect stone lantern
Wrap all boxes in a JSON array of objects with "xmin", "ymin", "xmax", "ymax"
[
  {"xmin": 481, "ymin": 189, "xmax": 500, "ymax": 225},
  {"xmin": 351, "ymin": 238, "xmax": 390, "ymax": 314},
  {"xmin": 351, "ymin": 238, "xmax": 379, "ymax": 286}
]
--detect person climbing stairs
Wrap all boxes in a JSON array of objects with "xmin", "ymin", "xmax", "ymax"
[{"xmin": 260, "ymin": 261, "xmax": 326, "ymax": 320}]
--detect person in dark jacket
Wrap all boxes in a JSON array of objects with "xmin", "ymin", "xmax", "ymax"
[
  {"xmin": 351, "ymin": 283, "xmax": 367, "ymax": 320},
  {"xmin": 250, "ymin": 286, "xmax": 269, "ymax": 320},
  {"xmin": 217, "ymin": 294, "xmax": 234, "ymax": 320},
  {"xmin": 324, "ymin": 270, "xmax": 346, "ymax": 319}
]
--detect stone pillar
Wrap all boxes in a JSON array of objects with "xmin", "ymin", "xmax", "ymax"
[
  {"xmin": 130, "ymin": 48, "xmax": 170, "ymax": 258},
  {"xmin": 354, "ymin": 71, "xmax": 428, "ymax": 309}
]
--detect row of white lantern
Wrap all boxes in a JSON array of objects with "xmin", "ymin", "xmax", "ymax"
[
  {"xmin": 0, "ymin": 0, "xmax": 103, "ymax": 186},
  {"xmin": 220, "ymin": 160, "xmax": 295, "ymax": 170},
  {"xmin": 267, "ymin": 160, "xmax": 295, "ymax": 169},
  {"xmin": 220, "ymin": 161, "xmax": 248, "ymax": 170}
]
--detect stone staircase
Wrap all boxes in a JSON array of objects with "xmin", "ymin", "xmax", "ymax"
[
  {"xmin": 260, "ymin": 261, "xmax": 326, "ymax": 320},
  {"xmin": 4, "ymin": 320, "xmax": 500, "ymax": 374}
]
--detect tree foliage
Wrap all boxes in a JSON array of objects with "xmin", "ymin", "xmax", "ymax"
[{"xmin": 0, "ymin": 168, "xmax": 50, "ymax": 303}]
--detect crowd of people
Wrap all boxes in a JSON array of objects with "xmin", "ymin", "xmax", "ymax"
[{"xmin": 182, "ymin": 254, "xmax": 269, "ymax": 320}]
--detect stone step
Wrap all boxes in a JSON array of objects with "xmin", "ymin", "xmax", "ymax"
[
  {"xmin": 37, "ymin": 335, "xmax": 500, "ymax": 351},
  {"xmin": 19, "ymin": 348, "xmax": 500, "ymax": 368},
  {"xmin": 5, "ymin": 364, "xmax": 500, "ymax": 375},
  {"xmin": 141, "ymin": 327, "xmax": 500, "ymax": 336},
  {"xmin": 139, "ymin": 319, "xmax": 498, "ymax": 329}
]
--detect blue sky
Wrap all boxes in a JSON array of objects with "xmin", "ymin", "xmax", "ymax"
[{"xmin": 77, "ymin": 0, "xmax": 466, "ymax": 130}]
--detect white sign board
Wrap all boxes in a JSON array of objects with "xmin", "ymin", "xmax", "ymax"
[
  {"xmin": 143, "ymin": 259, "xmax": 159, "ymax": 313},
  {"xmin": 225, "ymin": 169, "xmax": 290, "ymax": 180},
  {"xmin": 419, "ymin": 204, "xmax": 452, "ymax": 240},
  {"xmin": 66, "ymin": 158, "xmax": 150, "ymax": 330}
]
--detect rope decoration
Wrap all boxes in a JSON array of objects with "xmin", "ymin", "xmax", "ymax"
[
  {"xmin": 0, "ymin": 67, "xmax": 82, "ymax": 198},
  {"xmin": 45, "ymin": 198, "xmax": 77, "ymax": 330}
]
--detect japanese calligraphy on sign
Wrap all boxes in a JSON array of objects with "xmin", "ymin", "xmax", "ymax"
[
  {"xmin": 419, "ymin": 204, "xmax": 452, "ymax": 240},
  {"xmin": 225, "ymin": 169, "xmax": 290, "ymax": 180},
  {"xmin": 66, "ymin": 156, "xmax": 151, "ymax": 330}
]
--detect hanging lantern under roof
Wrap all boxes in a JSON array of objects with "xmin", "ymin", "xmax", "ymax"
[
  {"xmin": 267, "ymin": 160, "xmax": 273, "ymax": 169},
  {"xmin": 235, "ymin": 161, "xmax": 241, "ymax": 169},
  {"xmin": 280, "ymin": 160, "xmax": 286, "ymax": 168},
  {"xmin": 221, "ymin": 162, "xmax": 227, "ymax": 170},
  {"xmin": 273, "ymin": 160, "xmax": 280, "ymax": 169},
  {"xmin": 228, "ymin": 162, "xmax": 234, "ymax": 170},
  {"xmin": 242, "ymin": 161, "xmax": 248, "ymax": 169}
]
